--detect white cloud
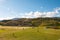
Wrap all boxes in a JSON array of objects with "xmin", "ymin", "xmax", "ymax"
[
  {"xmin": 55, "ymin": 7, "xmax": 60, "ymax": 13},
  {"xmin": 0, "ymin": 17, "xmax": 14, "ymax": 20},
  {"xmin": 21, "ymin": 7, "xmax": 60, "ymax": 18},
  {"xmin": 33, "ymin": 11, "xmax": 42, "ymax": 17},
  {"xmin": 0, "ymin": 7, "xmax": 60, "ymax": 20},
  {"xmin": 45, "ymin": 12, "xmax": 56, "ymax": 17}
]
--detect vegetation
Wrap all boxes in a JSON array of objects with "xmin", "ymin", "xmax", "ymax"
[
  {"xmin": 0, "ymin": 26, "xmax": 60, "ymax": 40},
  {"xmin": 0, "ymin": 17, "xmax": 60, "ymax": 40},
  {"xmin": 0, "ymin": 27, "xmax": 60, "ymax": 40},
  {"xmin": 0, "ymin": 17, "xmax": 60, "ymax": 29}
]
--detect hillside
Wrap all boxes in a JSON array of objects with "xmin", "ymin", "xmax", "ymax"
[{"xmin": 0, "ymin": 17, "xmax": 60, "ymax": 28}]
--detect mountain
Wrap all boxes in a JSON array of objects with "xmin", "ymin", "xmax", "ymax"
[{"xmin": 0, "ymin": 17, "xmax": 60, "ymax": 28}]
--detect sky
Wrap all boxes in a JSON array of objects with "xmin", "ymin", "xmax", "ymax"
[{"xmin": 0, "ymin": 0, "xmax": 60, "ymax": 20}]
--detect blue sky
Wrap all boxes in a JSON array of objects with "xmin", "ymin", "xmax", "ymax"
[{"xmin": 0, "ymin": 0, "xmax": 60, "ymax": 20}]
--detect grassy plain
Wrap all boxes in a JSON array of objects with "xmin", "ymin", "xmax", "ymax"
[{"xmin": 0, "ymin": 26, "xmax": 60, "ymax": 40}]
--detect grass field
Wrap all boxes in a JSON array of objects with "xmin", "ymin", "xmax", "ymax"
[{"xmin": 0, "ymin": 26, "xmax": 60, "ymax": 40}]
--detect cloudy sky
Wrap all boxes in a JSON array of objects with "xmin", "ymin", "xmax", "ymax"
[{"xmin": 0, "ymin": 0, "xmax": 60, "ymax": 20}]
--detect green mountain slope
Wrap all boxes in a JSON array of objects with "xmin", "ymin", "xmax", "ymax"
[{"xmin": 0, "ymin": 17, "xmax": 60, "ymax": 28}]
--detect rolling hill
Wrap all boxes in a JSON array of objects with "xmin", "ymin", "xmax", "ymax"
[{"xmin": 0, "ymin": 17, "xmax": 60, "ymax": 28}]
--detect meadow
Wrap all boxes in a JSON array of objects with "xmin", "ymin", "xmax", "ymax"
[{"xmin": 0, "ymin": 26, "xmax": 60, "ymax": 40}]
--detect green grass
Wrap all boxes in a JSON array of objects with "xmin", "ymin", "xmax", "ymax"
[{"xmin": 0, "ymin": 26, "xmax": 60, "ymax": 40}]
